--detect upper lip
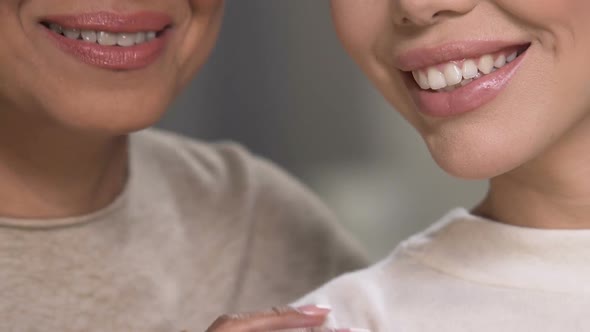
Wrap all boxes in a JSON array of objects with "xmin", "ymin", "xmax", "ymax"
[
  {"xmin": 40, "ymin": 11, "xmax": 173, "ymax": 32},
  {"xmin": 395, "ymin": 41, "xmax": 530, "ymax": 72}
]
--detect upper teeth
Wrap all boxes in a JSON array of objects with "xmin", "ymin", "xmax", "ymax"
[
  {"xmin": 48, "ymin": 23, "xmax": 157, "ymax": 47},
  {"xmin": 412, "ymin": 51, "xmax": 519, "ymax": 92}
]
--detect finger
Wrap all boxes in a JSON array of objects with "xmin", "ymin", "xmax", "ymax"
[
  {"xmin": 206, "ymin": 305, "xmax": 331, "ymax": 332},
  {"xmin": 277, "ymin": 328, "xmax": 372, "ymax": 332},
  {"xmin": 276, "ymin": 328, "xmax": 337, "ymax": 332}
]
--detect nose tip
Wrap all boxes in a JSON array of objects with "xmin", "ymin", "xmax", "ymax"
[
  {"xmin": 396, "ymin": 1, "xmax": 438, "ymax": 26},
  {"xmin": 399, "ymin": 12, "xmax": 442, "ymax": 26},
  {"xmin": 393, "ymin": 0, "xmax": 477, "ymax": 27}
]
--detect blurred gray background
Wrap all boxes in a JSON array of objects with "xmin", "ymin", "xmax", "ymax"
[{"xmin": 158, "ymin": 0, "xmax": 486, "ymax": 260}]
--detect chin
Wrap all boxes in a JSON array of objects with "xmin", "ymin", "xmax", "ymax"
[
  {"xmin": 429, "ymin": 146, "xmax": 516, "ymax": 180},
  {"xmin": 46, "ymin": 88, "xmax": 175, "ymax": 136},
  {"xmin": 420, "ymin": 121, "xmax": 538, "ymax": 180}
]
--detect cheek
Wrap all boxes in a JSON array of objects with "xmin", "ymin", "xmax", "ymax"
[
  {"xmin": 189, "ymin": 0, "xmax": 225, "ymax": 14},
  {"xmin": 331, "ymin": 0, "xmax": 409, "ymax": 100},
  {"xmin": 175, "ymin": 0, "xmax": 224, "ymax": 83},
  {"xmin": 494, "ymin": 0, "xmax": 586, "ymax": 33},
  {"xmin": 331, "ymin": 0, "xmax": 389, "ymax": 56},
  {"xmin": 191, "ymin": 0, "xmax": 223, "ymax": 7},
  {"xmin": 495, "ymin": 0, "xmax": 590, "ymax": 118},
  {"xmin": 495, "ymin": 0, "xmax": 570, "ymax": 17},
  {"xmin": 492, "ymin": 0, "xmax": 590, "ymax": 69},
  {"xmin": 331, "ymin": 0, "xmax": 430, "ymax": 138}
]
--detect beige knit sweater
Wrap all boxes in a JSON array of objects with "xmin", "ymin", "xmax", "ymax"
[{"xmin": 0, "ymin": 129, "xmax": 367, "ymax": 332}]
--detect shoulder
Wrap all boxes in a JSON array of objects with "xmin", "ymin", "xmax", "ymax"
[
  {"xmin": 292, "ymin": 217, "xmax": 471, "ymax": 331},
  {"xmin": 130, "ymin": 129, "xmax": 339, "ymax": 208},
  {"xmin": 131, "ymin": 128, "xmax": 368, "ymax": 275},
  {"xmin": 294, "ymin": 247, "xmax": 445, "ymax": 331},
  {"xmin": 131, "ymin": 128, "xmax": 252, "ymax": 178},
  {"xmin": 232, "ymin": 145, "xmax": 369, "ymax": 285},
  {"xmin": 130, "ymin": 128, "xmax": 275, "ymax": 204},
  {"xmin": 293, "ymin": 260, "xmax": 393, "ymax": 330},
  {"xmin": 131, "ymin": 129, "xmax": 330, "ymax": 223}
]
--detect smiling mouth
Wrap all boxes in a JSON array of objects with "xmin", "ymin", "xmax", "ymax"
[
  {"xmin": 40, "ymin": 21, "xmax": 171, "ymax": 47},
  {"xmin": 38, "ymin": 12, "xmax": 174, "ymax": 70},
  {"xmin": 407, "ymin": 44, "xmax": 530, "ymax": 93}
]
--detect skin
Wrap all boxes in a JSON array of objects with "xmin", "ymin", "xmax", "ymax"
[
  {"xmin": 0, "ymin": 0, "xmax": 224, "ymax": 218},
  {"xmin": 206, "ymin": 306, "xmax": 337, "ymax": 332},
  {"xmin": 329, "ymin": 0, "xmax": 590, "ymax": 229}
]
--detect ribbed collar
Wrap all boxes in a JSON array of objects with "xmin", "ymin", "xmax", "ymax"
[{"xmin": 401, "ymin": 208, "xmax": 590, "ymax": 293}]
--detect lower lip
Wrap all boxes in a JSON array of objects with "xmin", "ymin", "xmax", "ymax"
[
  {"xmin": 408, "ymin": 50, "xmax": 527, "ymax": 117},
  {"xmin": 43, "ymin": 27, "xmax": 170, "ymax": 70}
]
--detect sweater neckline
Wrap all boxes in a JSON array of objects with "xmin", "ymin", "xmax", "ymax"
[
  {"xmin": 400, "ymin": 208, "xmax": 590, "ymax": 293},
  {"xmin": 0, "ymin": 184, "xmax": 129, "ymax": 230},
  {"xmin": 0, "ymin": 137, "xmax": 138, "ymax": 230}
]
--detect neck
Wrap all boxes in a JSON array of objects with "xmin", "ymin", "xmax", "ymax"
[
  {"xmin": 0, "ymin": 110, "xmax": 128, "ymax": 220},
  {"xmin": 476, "ymin": 117, "xmax": 590, "ymax": 229}
]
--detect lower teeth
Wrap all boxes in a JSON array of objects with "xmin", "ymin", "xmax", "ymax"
[
  {"xmin": 460, "ymin": 79, "xmax": 473, "ymax": 86},
  {"xmin": 435, "ymin": 71, "xmax": 487, "ymax": 92}
]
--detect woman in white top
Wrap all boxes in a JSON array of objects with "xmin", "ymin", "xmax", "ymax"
[{"xmin": 208, "ymin": 0, "xmax": 590, "ymax": 331}]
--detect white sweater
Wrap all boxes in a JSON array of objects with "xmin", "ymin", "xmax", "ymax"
[{"xmin": 296, "ymin": 208, "xmax": 590, "ymax": 332}]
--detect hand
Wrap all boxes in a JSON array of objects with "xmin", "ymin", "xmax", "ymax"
[{"xmin": 205, "ymin": 305, "xmax": 366, "ymax": 332}]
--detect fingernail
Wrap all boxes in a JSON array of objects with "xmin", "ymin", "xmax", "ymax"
[{"xmin": 296, "ymin": 304, "xmax": 332, "ymax": 316}]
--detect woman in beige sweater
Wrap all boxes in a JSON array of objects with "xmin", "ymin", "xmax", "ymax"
[
  {"xmin": 211, "ymin": 0, "xmax": 590, "ymax": 331},
  {"xmin": 0, "ymin": 0, "xmax": 368, "ymax": 331}
]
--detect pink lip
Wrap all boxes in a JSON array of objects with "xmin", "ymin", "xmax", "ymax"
[
  {"xmin": 40, "ymin": 12, "xmax": 173, "ymax": 70},
  {"xmin": 396, "ymin": 41, "xmax": 528, "ymax": 72},
  {"xmin": 41, "ymin": 12, "xmax": 172, "ymax": 32},
  {"xmin": 406, "ymin": 47, "xmax": 528, "ymax": 117}
]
